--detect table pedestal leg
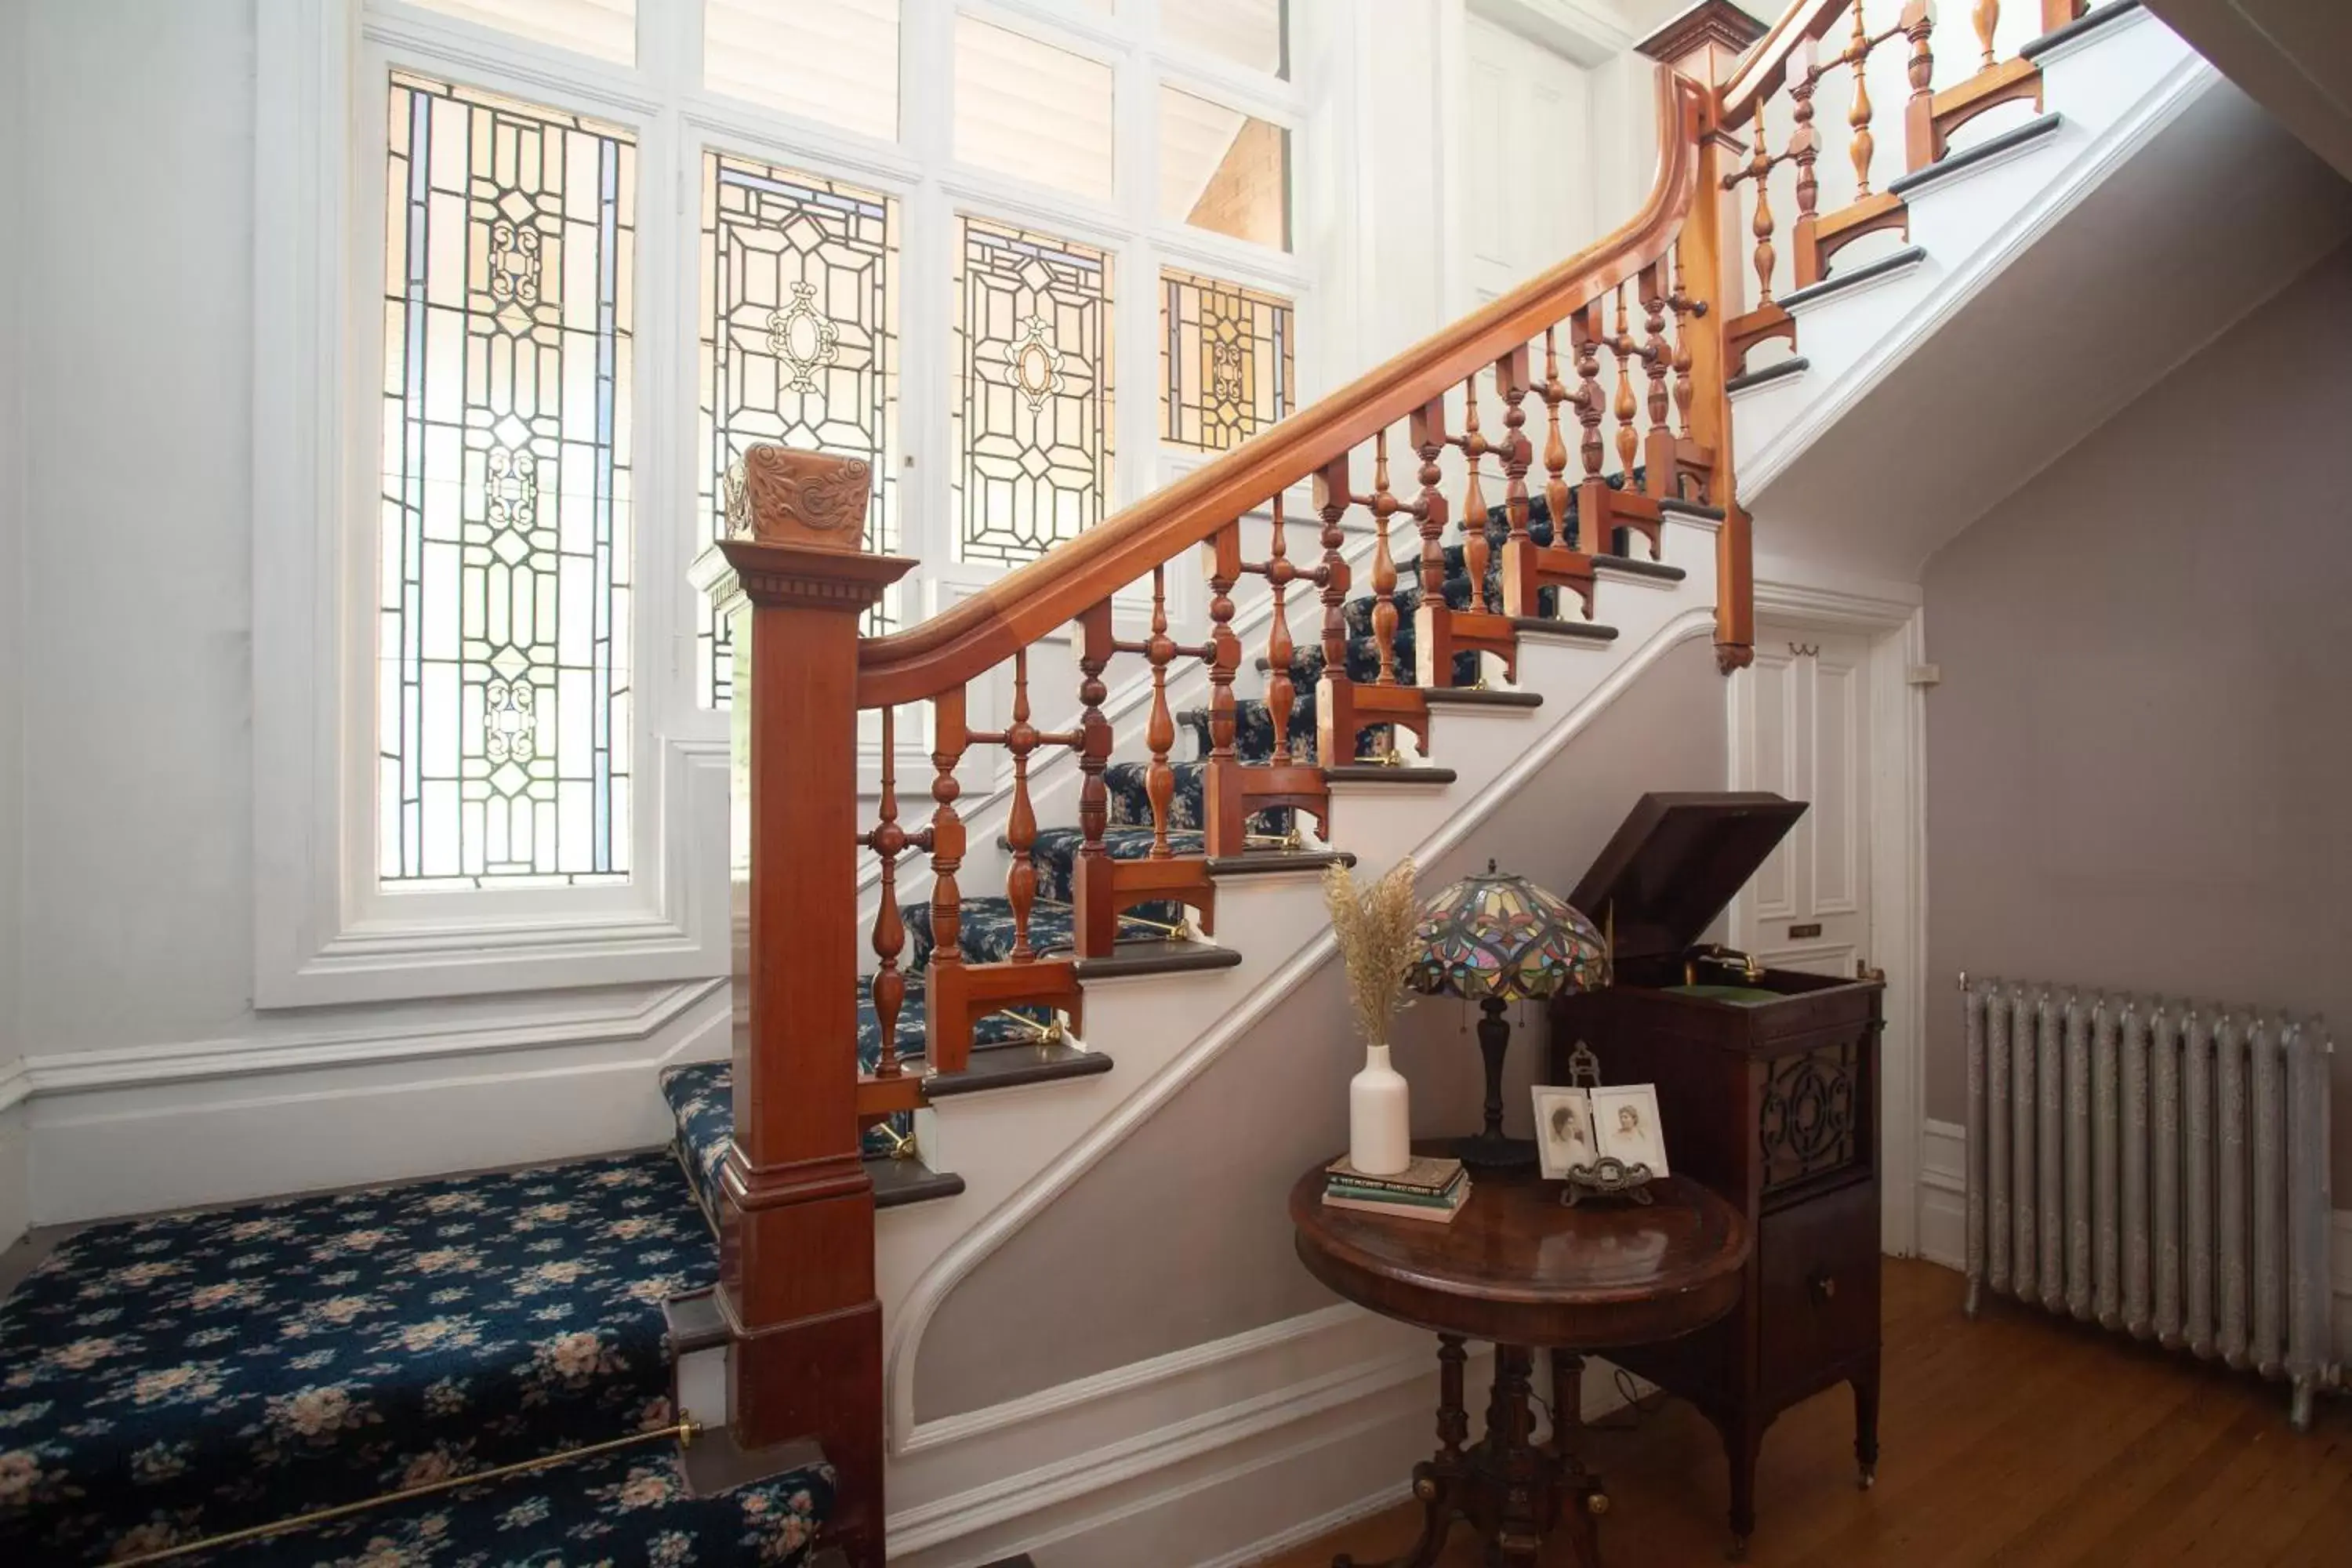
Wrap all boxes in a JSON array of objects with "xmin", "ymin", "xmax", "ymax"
[{"xmin": 1345, "ymin": 1340, "xmax": 1606, "ymax": 1568}]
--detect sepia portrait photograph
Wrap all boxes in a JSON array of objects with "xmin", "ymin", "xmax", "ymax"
[
  {"xmin": 1588, "ymin": 1084, "xmax": 1669, "ymax": 1177},
  {"xmin": 1530, "ymin": 1085, "xmax": 1595, "ymax": 1180}
]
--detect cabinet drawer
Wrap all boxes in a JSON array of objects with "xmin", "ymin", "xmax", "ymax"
[{"xmin": 1758, "ymin": 1179, "xmax": 1880, "ymax": 1392}]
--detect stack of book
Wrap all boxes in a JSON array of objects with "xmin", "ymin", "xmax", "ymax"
[{"xmin": 1321, "ymin": 1154, "xmax": 1470, "ymax": 1223}]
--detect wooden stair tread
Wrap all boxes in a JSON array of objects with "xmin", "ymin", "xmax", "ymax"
[
  {"xmin": 924, "ymin": 1040, "xmax": 1112, "ymax": 1098},
  {"xmin": 2023, "ymin": 0, "xmax": 2143, "ymax": 60},
  {"xmin": 1420, "ymin": 687, "xmax": 1543, "ymax": 709},
  {"xmin": 1073, "ymin": 938, "xmax": 1244, "ymax": 980},
  {"xmin": 1323, "ymin": 764, "xmax": 1458, "ymax": 785},
  {"xmin": 1205, "ymin": 848, "xmax": 1357, "ymax": 877},
  {"xmin": 1889, "ymin": 112, "xmax": 2064, "ymax": 198},
  {"xmin": 1779, "ymin": 245, "xmax": 1929, "ymax": 311},
  {"xmin": 869, "ymin": 1151, "xmax": 968, "ymax": 1208}
]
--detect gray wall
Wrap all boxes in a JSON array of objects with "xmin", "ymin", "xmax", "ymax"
[
  {"xmin": 1922, "ymin": 240, "xmax": 2352, "ymax": 1189},
  {"xmin": 918, "ymin": 637, "xmax": 1729, "ymax": 1419}
]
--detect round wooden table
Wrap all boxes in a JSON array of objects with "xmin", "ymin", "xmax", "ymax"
[{"xmin": 1290, "ymin": 1157, "xmax": 1751, "ymax": 1568}]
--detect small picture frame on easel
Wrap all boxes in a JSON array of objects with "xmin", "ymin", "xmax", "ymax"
[{"xmin": 1530, "ymin": 1041, "xmax": 1663, "ymax": 1205}]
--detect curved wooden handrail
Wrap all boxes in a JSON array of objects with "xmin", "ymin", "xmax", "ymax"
[
  {"xmin": 1719, "ymin": 0, "xmax": 1853, "ymax": 124},
  {"xmin": 857, "ymin": 67, "xmax": 1712, "ymax": 711}
]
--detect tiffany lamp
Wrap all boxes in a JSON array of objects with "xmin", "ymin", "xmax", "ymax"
[{"xmin": 1404, "ymin": 859, "xmax": 1609, "ymax": 1170}]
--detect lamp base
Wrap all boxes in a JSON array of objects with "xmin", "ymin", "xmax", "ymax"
[{"xmin": 1443, "ymin": 1131, "xmax": 1540, "ymax": 1173}]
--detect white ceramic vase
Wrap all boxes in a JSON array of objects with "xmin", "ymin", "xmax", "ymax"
[{"xmin": 1348, "ymin": 1044, "xmax": 1413, "ymax": 1175}]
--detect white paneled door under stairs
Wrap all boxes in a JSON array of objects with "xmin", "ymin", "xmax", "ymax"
[{"xmin": 1730, "ymin": 626, "xmax": 1874, "ymax": 984}]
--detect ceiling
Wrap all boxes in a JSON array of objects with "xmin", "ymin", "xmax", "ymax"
[{"xmin": 2147, "ymin": 0, "xmax": 2352, "ymax": 181}]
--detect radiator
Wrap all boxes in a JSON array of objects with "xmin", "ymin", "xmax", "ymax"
[{"xmin": 1960, "ymin": 975, "xmax": 2338, "ymax": 1429}]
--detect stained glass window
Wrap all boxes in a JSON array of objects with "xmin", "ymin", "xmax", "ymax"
[
  {"xmin": 379, "ymin": 74, "xmax": 634, "ymax": 887},
  {"xmin": 955, "ymin": 218, "xmax": 1115, "ymax": 566},
  {"xmin": 699, "ymin": 153, "xmax": 898, "ymax": 703},
  {"xmin": 1161, "ymin": 270, "xmax": 1292, "ymax": 451}
]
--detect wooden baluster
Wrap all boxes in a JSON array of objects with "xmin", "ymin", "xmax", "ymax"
[
  {"xmin": 1002, "ymin": 650, "xmax": 1040, "ymax": 962},
  {"xmin": 1497, "ymin": 346, "xmax": 1533, "ymax": 552},
  {"xmin": 1973, "ymin": 0, "xmax": 2000, "ymax": 70},
  {"xmin": 1904, "ymin": 0, "xmax": 1937, "ymax": 173},
  {"xmin": 1265, "ymin": 495, "xmax": 1298, "ymax": 767},
  {"xmin": 1640, "ymin": 263, "xmax": 1673, "ymax": 499},
  {"xmin": 1144, "ymin": 566, "xmax": 1178, "ymax": 856},
  {"xmin": 1316, "ymin": 456, "xmax": 1352, "ymax": 677},
  {"xmin": 1573, "ymin": 305, "xmax": 1606, "ymax": 548},
  {"xmin": 1071, "ymin": 600, "xmax": 1116, "ymax": 956},
  {"xmin": 1746, "ymin": 96, "xmax": 1777, "ymax": 307},
  {"xmin": 1790, "ymin": 36, "xmax": 1822, "ymax": 286},
  {"xmin": 1541, "ymin": 328, "xmax": 1573, "ymax": 532},
  {"xmin": 927, "ymin": 686, "xmax": 969, "ymax": 1041},
  {"xmin": 1611, "ymin": 285, "xmax": 1640, "ymax": 486},
  {"xmin": 1669, "ymin": 252, "xmax": 1697, "ymax": 442},
  {"xmin": 1458, "ymin": 378, "xmax": 1492, "ymax": 613},
  {"xmin": 1207, "ymin": 525, "xmax": 1240, "ymax": 767},
  {"xmin": 1411, "ymin": 397, "xmax": 1450, "ymax": 607},
  {"xmin": 865, "ymin": 706, "xmax": 909, "ymax": 1079},
  {"xmin": 1370, "ymin": 431, "xmax": 1401, "ymax": 686},
  {"xmin": 1849, "ymin": 1, "xmax": 1878, "ymax": 198}
]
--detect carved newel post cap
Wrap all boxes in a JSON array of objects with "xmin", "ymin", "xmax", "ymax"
[
  {"xmin": 1637, "ymin": 1, "xmax": 1771, "ymax": 82},
  {"xmin": 698, "ymin": 444, "xmax": 915, "ymax": 612},
  {"xmin": 727, "ymin": 444, "xmax": 874, "ymax": 552}
]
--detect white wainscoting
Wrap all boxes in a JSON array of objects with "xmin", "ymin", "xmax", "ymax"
[
  {"xmin": 1915, "ymin": 1121, "xmax": 2352, "ymax": 1363},
  {"xmin": 884, "ymin": 1301, "xmax": 1644, "ymax": 1568},
  {"xmin": 14, "ymin": 980, "xmax": 727, "ymax": 1224}
]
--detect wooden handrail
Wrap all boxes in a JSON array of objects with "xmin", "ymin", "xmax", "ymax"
[
  {"xmin": 1719, "ymin": 0, "xmax": 1853, "ymax": 123},
  {"xmin": 856, "ymin": 67, "xmax": 1714, "ymax": 712}
]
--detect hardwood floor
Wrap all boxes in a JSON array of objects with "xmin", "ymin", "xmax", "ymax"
[{"xmin": 1255, "ymin": 1260, "xmax": 2350, "ymax": 1568}]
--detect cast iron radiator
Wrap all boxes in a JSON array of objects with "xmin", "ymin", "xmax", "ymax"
[{"xmin": 1959, "ymin": 975, "xmax": 2338, "ymax": 1429}]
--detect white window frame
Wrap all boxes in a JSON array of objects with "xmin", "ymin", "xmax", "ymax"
[{"xmin": 252, "ymin": 0, "xmax": 1310, "ymax": 1008}]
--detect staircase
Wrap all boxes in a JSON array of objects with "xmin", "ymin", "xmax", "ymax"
[{"xmin": 0, "ymin": 4, "xmax": 2240, "ymax": 1564}]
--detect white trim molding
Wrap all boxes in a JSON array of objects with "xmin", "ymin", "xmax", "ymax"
[{"xmin": 1750, "ymin": 575, "xmax": 1930, "ymax": 1258}]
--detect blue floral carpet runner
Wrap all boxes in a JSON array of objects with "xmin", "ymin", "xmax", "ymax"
[{"xmin": 0, "ymin": 1152, "xmax": 829, "ymax": 1564}]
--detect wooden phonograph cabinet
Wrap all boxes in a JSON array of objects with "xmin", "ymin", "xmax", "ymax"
[{"xmin": 1548, "ymin": 792, "xmax": 1884, "ymax": 1558}]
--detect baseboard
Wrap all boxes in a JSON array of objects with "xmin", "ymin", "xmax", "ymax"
[
  {"xmin": 18, "ymin": 982, "xmax": 728, "ymax": 1223},
  {"xmin": 1919, "ymin": 1117, "xmax": 1967, "ymax": 1272},
  {"xmin": 1918, "ymin": 1120, "xmax": 2352, "ymax": 1363},
  {"xmin": 885, "ymin": 1303, "xmax": 1644, "ymax": 1568}
]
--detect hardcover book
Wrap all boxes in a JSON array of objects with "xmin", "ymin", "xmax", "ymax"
[{"xmin": 1323, "ymin": 1154, "xmax": 1465, "ymax": 1196}]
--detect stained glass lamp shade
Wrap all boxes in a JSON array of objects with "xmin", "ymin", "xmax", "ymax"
[{"xmin": 1405, "ymin": 860, "xmax": 1608, "ymax": 1169}]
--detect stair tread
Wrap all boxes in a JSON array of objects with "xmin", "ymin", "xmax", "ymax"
[
  {"xmin": 1888, "ymin": 113, "xmax": 2064, "ymax": 198},
  {"xmin": 870, "ymin": 1152, "xmax": 967, "ymax": 1209},
  {"xmin": 2022, "ymin": 0, "xmax": 2142, "ymax": 61},
  {"xmin": 175, "ymin": 1435, "xmax": 833, "ymax": 1567},
  {"xmin": 1779, "ymin": 245, "xmax": 1929, "ymax": 311},
  {"xmin": 0, "ymin": 1154, "xmax": 717, "ymax": 1563}
]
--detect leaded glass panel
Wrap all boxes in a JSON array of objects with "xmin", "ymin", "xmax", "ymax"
[
  {"xmin": 699, "ymin": 153, "xmax": 898, "ymax": 704},
  {"xmin": 954, "ymin": 218, "xmax": 1115, "ymax": 566},
  {"xmin": 379, "ymin": 73, "xmax": 635, "ymax": 887},
  {"xmin": 1160, "ymin": 270, "xmax": 1292, "ymax": 451}
]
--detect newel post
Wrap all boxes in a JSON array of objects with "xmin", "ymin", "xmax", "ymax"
[
  {"xmin": 1642, "ymin": 5, "xmax": 1765, "ymax": 675},
  {"xmin": 691, "ymin": 445, "xmax": 913, "ymax": 1567}
]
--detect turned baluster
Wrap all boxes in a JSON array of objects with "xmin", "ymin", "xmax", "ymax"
[
  {"xmin": 927, "ymin": 688, "xmax": 969, "ymax": 1000},
  {"xmin": 1315, "ymin": 456, "xmax": 1352, "ymax": 677},
  {"xmin": 1074, "ymin": 600, "xmax": 1112, "ymax": 896},
  {"xmin": 1369, "ymin": 431, "xmax": 1403, "ymax": 685},
  {"xmin": 1669, "ymin": 254, "xmax": 1697, "ymax": 441},
  {"xmin": 1541, "ymin": 328, "xmax": 1573, "ymax": 532},
  {"xmin": 1849, "ymin": 1, "xmax": 1878, "ymax": 198},
  {"xmin": 1497, "ymin": 346, "xmax": 1534, "ymax": 551},
  {"xmin": 1265, "ymin": 495, "xmax": 1298, "ymax": 766},
  {"xmin": 1410, "ymin": 397, "xmax": 1450, "ymax": 608},
  {"xmin": 1904, "ymin": 0, "xmax": 1936, "ymax": 172},
  {"xmin": 1142, "ymin": 568, "xmax": 1179, "ymax": 855},
  {"xmin": 1207, "ymin": 524, "xmax": 1240, "ymax": 767},
  {"xmin": 1790, "ymin": 36, "xmax": 1822, "ymax": 276},
  {"xmin": 1572, "ymin": 306, "xmax": 1606, "ymax": 546},
  {"xmin": 1001, "ymin": 651, "xmax": 1044, "ymax": 961},
  {"xmin": 1610, "ymin": 285, "xmax": 1640, "ymax": 486},
  {"xmin": 1742, "ymin": 95, "xmax": 1777, "ymax": 307},
  {"xmin": 1457, "ymin": 377, "xmax": 1494, "ymax": 613},
  {"xmin": 862, "ymin": 706, "xmax": 916, "ymax": 1078},
  {"xmin": 1640, "ymin": 263, "xmax": 1672, "ymax": 498},
  {"xmin": 1973, "ymin": 0, "xmax": 2000, "ymax": 71}
]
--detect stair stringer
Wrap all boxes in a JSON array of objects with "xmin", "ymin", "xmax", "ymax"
[{"xmin": 869, "ymin": 513, "xmax": 1721, "ymax": 1526}]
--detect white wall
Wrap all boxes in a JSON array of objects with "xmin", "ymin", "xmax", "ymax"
[
  {"xmin": 7, "ymin": 1, "xmax": 711, "ymax": 1225},
  {"xmin": 0, "ymin": 0, "xmax": 29, "ymax": 1247}
]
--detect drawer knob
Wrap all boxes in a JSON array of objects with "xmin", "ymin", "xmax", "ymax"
[{"xmin": 1809, "ymin": 1271, "xmax": 1837, "ymax": 1304}]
